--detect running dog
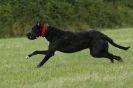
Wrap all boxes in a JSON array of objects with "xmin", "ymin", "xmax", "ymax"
[{"xmin": 26, "ymin": 22, "xmax": 130, "ymax": 68}]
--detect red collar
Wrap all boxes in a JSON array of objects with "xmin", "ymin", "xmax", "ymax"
[{"xmin": 40, "ymin": 23, "xmax": 47, "ymax": 37}]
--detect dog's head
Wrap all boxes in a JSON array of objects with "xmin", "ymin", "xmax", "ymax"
[{"xmin": 26, "ymin": 22, "xmax": 47, "ymax": 40}]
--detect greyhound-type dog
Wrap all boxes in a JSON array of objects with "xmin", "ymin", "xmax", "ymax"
[{"xmin": 26, "ymin": 22, "xmax": 130, "ymax": 68}]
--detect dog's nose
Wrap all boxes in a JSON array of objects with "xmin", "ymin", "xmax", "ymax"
[
  {"xmin": 26, "ymin": 32, "xmax": 31, "ymax": 37},
  {"xmin": 26, "ymin": 32, "xmax": 33, "ymax": 39}
]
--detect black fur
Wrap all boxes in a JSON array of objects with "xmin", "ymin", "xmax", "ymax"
[{"xmin": 26, "ymin": 22, "xmax": 130, "ymax": 68}]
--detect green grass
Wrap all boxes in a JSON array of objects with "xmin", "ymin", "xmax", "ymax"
[{"xmin": 0, "ymin": 28, "xmax": 133, "ymax": 88}]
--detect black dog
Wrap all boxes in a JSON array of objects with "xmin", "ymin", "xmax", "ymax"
[{"xmin": 26, "ymin": 22, "xmax": 130, "ymax": 68}]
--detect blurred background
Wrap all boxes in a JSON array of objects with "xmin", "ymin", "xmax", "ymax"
[{"xmin": 0, "ymin": 0, "xmax": 133, "ymax": 38}]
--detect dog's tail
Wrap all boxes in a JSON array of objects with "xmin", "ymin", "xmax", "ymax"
[{"xmin": 102, "ymin": 35, "xmax": 130, "ymax": 50}]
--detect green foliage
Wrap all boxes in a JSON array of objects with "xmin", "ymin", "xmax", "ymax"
[{"xmin": 0, "ymin": 0, "xmax": 133, "ymax": 37}]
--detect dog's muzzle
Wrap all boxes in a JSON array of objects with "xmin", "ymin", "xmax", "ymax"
[{"xmin": 26, "ymin": 32, "xmax": 37, "ymax": 40}]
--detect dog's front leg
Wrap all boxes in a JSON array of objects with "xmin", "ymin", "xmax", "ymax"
[
  {"xmin": 26, "ymin": 50, "xmax": 49, "ymax": 59},
  {"xmin": 37, "ymin": 41, "xmax": 61, "ymax": 68},
  {"xmin": 37, "ymin": 51, "xmax": 54, "ymax": 68}
]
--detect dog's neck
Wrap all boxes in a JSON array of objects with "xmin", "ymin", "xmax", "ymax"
[{"xmin": 44, "ymin": 26, "xmax": 65, "ymax": 42}]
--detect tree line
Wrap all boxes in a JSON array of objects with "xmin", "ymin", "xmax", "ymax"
[{"xmin": 0, "ymin": 0, "xmax": 133, "ymax": 38}]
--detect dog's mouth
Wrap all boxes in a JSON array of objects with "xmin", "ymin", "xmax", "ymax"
[{"xmin": 26, "ymin": 32, "xmax": 37, "ymax": 40}]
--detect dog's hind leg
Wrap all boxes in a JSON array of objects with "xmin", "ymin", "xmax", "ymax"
[
  {"xmin": 90, "ymin": 40, "xmax": 123, "ymax": 63},
  {"xmin": 100, "ymin": 52, "xmax": 123, "ymax": 63},
  {"xmin": 90, "ymin": 49, "xmax": 123, "ymax": 63},
  {"xmin": 26, "ymin": 50, "xmax": 49, "ymax": 59}
]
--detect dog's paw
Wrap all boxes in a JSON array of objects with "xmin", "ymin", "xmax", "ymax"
[
  {"xmin": 37, "ymin": 64, "xmax": 43, "ymax": 68},
  {"xmin": 119, "ymin": 59, "xmax": 123, "ymax": 62},
  {"xmin": 25, "ymin": 55, "xmax": 30, "ymax": 59},
  {"xmin": 37, "ymin": 65, "xmax": 41, "ymax": 68}
]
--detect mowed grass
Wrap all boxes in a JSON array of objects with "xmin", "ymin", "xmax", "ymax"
[{"xmin": 0, "ymin": 28, "xmax": 133, "ymax": 88}]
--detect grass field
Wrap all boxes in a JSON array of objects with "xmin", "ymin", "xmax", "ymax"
[{"xmin": 0, "ymin": 28, "xmax": 133, "ymax": 88}]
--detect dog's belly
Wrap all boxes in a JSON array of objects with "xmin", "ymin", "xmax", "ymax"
[
  {"xmin": 58, "ymin": 47, "xmax": 88, "ymax": 53},
  {"xmin": 57, "ymin": 41, "xmax": 90, "ymax": 53}
]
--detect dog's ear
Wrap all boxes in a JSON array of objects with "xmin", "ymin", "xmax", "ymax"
[{"xmin": 37, "ymin": 20, "xmax": 45, "ymax": 26}]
